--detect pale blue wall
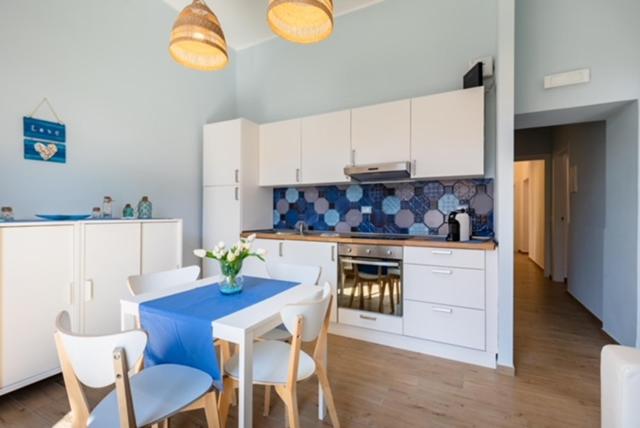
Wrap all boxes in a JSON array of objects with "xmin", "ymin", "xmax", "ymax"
[
  {"xmin": 0, "ymin": 0, "xmax": 237, "ymax": 266},
  {"xmin": 235, "ymin": 0, "xmax": 498, "ymax": 177},
  {"xmin": 604, "ymin": 102, "xmax": 639, "ymax": 345}
]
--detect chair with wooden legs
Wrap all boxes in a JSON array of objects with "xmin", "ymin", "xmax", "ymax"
[
  {"xmin": 221, "ymin": 283, "xmax": 340, "ymax": 428},
  {"xmin": 259, "ymin": 262, "xmax": 322, "ymax": 415},
  {"xmin": 54, "ymin": 311, "xmax": 221, "ymax": 428},
  {"xmin": 127, "ymin": 265, "xmax": 200, "ymax": 296}
]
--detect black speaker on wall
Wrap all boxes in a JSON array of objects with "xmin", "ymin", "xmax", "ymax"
[{"xmin": 464, "ymin": 62, "xmax": 484, "ymax": 89}]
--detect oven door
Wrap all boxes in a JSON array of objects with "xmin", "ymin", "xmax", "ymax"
[{"xmin": 338, "ymin": 256, "xmax": 402, "ymax": 316}]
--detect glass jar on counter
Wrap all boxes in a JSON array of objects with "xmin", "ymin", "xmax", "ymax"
[
  {"xmin": 102, "ymin": 196, "xmax": 113, "ymax": 218},
  {"xmin": 1, "ymin": 207, "xmax": 14, "ymax": 222},
  {"xmin": 137, "ymin": 196, "xmax": 152, "ymax": 219}
]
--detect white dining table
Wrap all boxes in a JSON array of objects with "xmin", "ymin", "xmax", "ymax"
[{"xmin": 120, "ymin": 275, "xmax": 327, "ymax": 428}]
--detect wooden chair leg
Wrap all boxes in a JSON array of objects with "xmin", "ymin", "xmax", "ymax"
[
  {"xmin": 389, "ymin": 280, "xmax": 395, "ymax": 314},
  {"xmin": 378, "ymin": 282, "xmax": 387, "ymax": 313},
  {"xmin": 218, "ymin": 378, "xmax": 236, "ymax": 428},
  {"xmin": 263, "ymin": 385, "xmax": 272, "ymax": 416},
  {"xmin": 315, "ymin": 364, "xmax": 340, "ymax": 428},
  {"xmin": 348, "ymin": 281, "xmax": 357, "ymax": 308},
  {"xmin": 203, "ymin": 391, "xmax": 221, "ymax": 428},
  {"xmin": 358, "ymin": 283, "xmax": 365, "ymax": 310},
  {"xmin": 275, "ymin": 385, "xmax": 300, "ymax": 428}
]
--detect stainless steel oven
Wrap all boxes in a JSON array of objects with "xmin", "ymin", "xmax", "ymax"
[{"xmin": 337, "ymin": 243, "xmax": 403, "ymax": 316}]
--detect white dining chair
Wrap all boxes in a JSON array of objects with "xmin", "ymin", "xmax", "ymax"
[
  {"xmin": 54, "ymin": 311, "xmax": 221, "ymax": 428},
  {"xmin": 221, "ymin": 283, "xmax": 340, "ymax": 428},
  {"xmin": 127, "ymin": 265, "xmax": 200, "ymax": 296}
]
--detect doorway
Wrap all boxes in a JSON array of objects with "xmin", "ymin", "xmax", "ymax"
[{"xmin": 514, "ymin": 159, "xmax": 546, "ymax": 271}]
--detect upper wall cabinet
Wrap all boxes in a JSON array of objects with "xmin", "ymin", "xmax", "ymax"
[
  {"xmin": 300, "ymin": 110, "xmax": 351, "ymax": 185},
  {"xmin": 203, "ymin": 119, "xmax": 242, "ymax": 186},
  {"xmin": 411, "ymin": 87, "xmax": 484, "ymax": 179},
  {"xmin": 351, "ymin": 99, "xmax": 411, "ymax": 165},
  {"xmin": 259, "ymin": 119, "xmax": 301, "ymax": 187}
]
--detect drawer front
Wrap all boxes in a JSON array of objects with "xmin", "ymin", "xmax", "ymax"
[
  {"xmin": 404, "ymin": 264, "xmax": 485, "ymax": 309},
  {"xmin": 404, "ymin": 246, "xmax": 485, "ymax": 269},
  {"xmin": 403, "ymin": 301, "xmax": 485, "ymax": 350},
  {"xmin": 338, "ymin": 308, "xmax": 403, "ymax": 335}
]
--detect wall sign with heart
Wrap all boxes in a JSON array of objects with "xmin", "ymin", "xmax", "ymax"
[{"xmin": 23, "ymin": 98, "xmax": 67, "ymax": 164}]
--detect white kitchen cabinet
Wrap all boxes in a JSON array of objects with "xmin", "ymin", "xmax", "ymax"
[
  {"xmin": 411, "ymin": 87, "xmax": 484, "ymax": 179},
  {"xmin": 0, "ymin": 225, "xmax": 75, "ymax": 393},
  {"xmin": 404, "ymin": 264, "xmax": 485, "ymax": 310},
  {"xmin": 82, "ymin": 223, "xmax": 141, "ymax": 335},
  {"xmin": 300, "ymin": 110, "xmax": 351, "ymax": 184},
  {"xmin": 203, "ymin": 119, "xmax": 272, "ymax": 277},
  {"xmin": 259, "ymin": 118, "xmax": 301, "ymax": 186},
  {"xmin": 351, "ymin": 99, "xmax": 411, "ymax": 165},
  {"xmin": 203, "ymin": 119, "xmax": 242, "ymax": 186},
  {"xmin": 281, "ymin": 240, "xmax": 338, "ymax": 322},
  {"xmin": 141, "ymin": 221, "xmax": 182, "ymax": 274}
]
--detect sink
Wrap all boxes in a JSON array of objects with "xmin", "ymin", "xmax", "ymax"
[{"xmin": 275, "ymin": 230, "xmax": 296, "ymax": 236}]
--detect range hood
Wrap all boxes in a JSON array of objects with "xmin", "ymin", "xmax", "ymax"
[{"xmin": 344, "ymin": 161, "xmax": 412, "ymax": 182}]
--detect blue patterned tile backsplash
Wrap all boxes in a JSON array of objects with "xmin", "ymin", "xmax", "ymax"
[{"xmin": 273, "ymin": 179, "xmax": 494, "ymax": 237}]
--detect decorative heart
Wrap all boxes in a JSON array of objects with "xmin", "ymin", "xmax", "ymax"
[{"xmin": 34, "ymin": 142, "xmax": 58, "ymax": 161}]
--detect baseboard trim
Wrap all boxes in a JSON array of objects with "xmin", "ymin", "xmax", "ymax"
[{"xmin": 497, "ymin": 364, "xmax": 516, "ymax": 377}]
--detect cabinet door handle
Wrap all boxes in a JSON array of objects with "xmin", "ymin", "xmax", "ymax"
[
  {"xmin": 331, "ymin": 246, "xmax": 335, "ymax": 262},
  {"xmin": 278, "ymin": 242, "xmax": 284, "ymax": 257},
  {"xmin": 351, "ymin": 149, "xmax": 356, "ymax": 165},
  {"xmin": 432, "ymin": 269, "xmax": 453, "ymax": 275},
  {"xmin": 84, "ymin": 280, "xmax": 93, "ymax": 302},
  {"xmin": 432, "ymin": 250, "xmax": 453, "ymax": 255},
  {"xmin": 432, "ymin": 306, "xmax": 453, "ymax": 314},
  {"xmin": 359, "ymin": 314, "xmax": 377, "ymax": 321},
  {"xmin": 412, "ymin": 160, "xmax": 417, "ymax": 176},
  {"xmin": 234, "ymin": 169, "xmax": 239, "ymax": 183},
  {"xmin": 295, "ymin": 168, "xmax": 300, "ymax": 182},
  {"xmin": 234, "ymin": 187, "xmax": 239, "ymax": 201}
]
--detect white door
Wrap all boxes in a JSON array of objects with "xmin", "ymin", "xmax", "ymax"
[
  {"xmin": 141, "ymin": 222, "xmax": 182, "ymax": 274},
  {"xmin": 0, "ymin": 226, "xmax": 75, "ymax": 389},
  {"xmin": 203, "ymin": 120, "xmax": 242, "ymax": 186},
  {"xmin": 522, "ymin": 178, "xmax": 530, "ymax": 253},
  {"xmin": 552, "ymin": 151, "xmax": 570, "ymax": 282},
  {"xmin": 83, "ymin": 223, "xmax": 141, "ymax": 335},
  {"xmin": 259, "ymin": 119, "xmax": 301, "ymax": 186},
  {"xmin": 203, "ymin": 186, "xmax": 241, "ymax": 277},
  {"xmin": 282, "ymin": 241, "xmax": 338, "ymax": 322},
  {"xmin": 301, "ymin": 110, "xmax": 351, "ymax": 184},
  {"xmin": 351, "ymin": 99, "xmax": 411, "ymax": 165},
  {"xmin": 242, "ymin": 238, "xmax": 284, "ymax": 278},
  {"xmin": 411, "ymin": 87, "xmax": 484, "ymax": 178}
]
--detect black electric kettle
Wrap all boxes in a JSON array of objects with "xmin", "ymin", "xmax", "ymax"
[{"xmin": 446, "ymin": 211, "xmax": 460, "ymax": 242}]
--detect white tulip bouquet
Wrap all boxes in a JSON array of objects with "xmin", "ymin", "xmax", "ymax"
[{"xmin": 194, "ymin": 234, "xmax": 266, "ymax": 294}]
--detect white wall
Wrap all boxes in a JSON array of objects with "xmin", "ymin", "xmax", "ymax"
[
  {"xmin": 514, "ymin": 161, "xmax": 545, "ymax": 269},
  {"xmin": 0, "ymin": 0, "xmax": 237, "ymax": 267}
]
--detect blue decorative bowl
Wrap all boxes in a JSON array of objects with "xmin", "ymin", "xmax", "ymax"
[{"xmin": 36, "ymin": 214, "xmax": 91, "ymax": 221}]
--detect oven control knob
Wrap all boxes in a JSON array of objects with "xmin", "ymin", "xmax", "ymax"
[
  {"xmin": 365, "ymin": 249, "xmax": 371, "ymax": 254},
  {"xmin": 386, "ymin": 250, "xmax": 392, "ymax": 256},
  {"xmin": 347, "ymin": 247, "xmax": 352, "ymax": 253}
]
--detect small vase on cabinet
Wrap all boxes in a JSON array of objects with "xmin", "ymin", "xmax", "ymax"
[{"xmin": 137, "ymin": 196, "xmax": 152, "ymax": 219}]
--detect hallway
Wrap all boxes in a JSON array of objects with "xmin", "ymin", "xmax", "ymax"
[{"xmin": 514, "ymin": 253, "xmax": 613, "ymax": 425}]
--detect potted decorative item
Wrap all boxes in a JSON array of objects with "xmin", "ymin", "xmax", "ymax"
[
  {"xmin": 138, "ymin": 196, "xmax": 152, "ymax": 219},
  {"xmin": 91, "ymin": 207, "xmax": 102, "ymax": 219},
  {"xmin": 102, "ymin": 196, "xmax": 113, "ymax": 218},
  {"xmin": 193, "ymin": 234, "xmax": 266, "ymax": 295},
  {"xmin": 1, "ymin": 207, "xmax": 14, "ymax": 222}
]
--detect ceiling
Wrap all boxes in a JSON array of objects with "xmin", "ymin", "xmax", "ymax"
[{"xmin": 163, "ymin": 0, "xmax": 383, "ymax": 50}]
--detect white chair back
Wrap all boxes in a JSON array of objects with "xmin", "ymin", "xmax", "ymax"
[
  {"xmin": 55, "ymin": 311, "xmax": 147, "ymax": 389},
  {"xmin": 267, "ymin": 262, "xmax": 321, "ymax": 285},
  {"xmin": 127, "ymin": 265, "xmax": 200, "ymax": 296},
  {"xmin": 281, "ymin": 283, "xmax": 331, "ymax": 342}
]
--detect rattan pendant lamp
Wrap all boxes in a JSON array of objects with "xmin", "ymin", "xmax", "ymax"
[
  {"xmin": 267, "ymin": 0, "xmax": 334, "ymax": 44},
  {"xmin": 169, "ymin": 0, "xmax": 228, "ymax": 71}
]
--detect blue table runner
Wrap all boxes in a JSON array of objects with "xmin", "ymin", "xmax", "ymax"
[{"xmin": 139, "ymin": 276, "xmax": 298, "ymax": 389}]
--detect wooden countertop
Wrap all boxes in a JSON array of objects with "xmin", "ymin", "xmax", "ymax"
[{"xmin": 242, "ymin": 231, "xmax": 497, "ymax": 251}]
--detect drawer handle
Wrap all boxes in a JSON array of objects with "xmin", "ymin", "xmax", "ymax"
[
  {"xmin": 84, "ymin": 279, "xmax": 94, "ymax": 302},
  {"xmin": 432, "ymin": 269, "xmax": 453, "ymax": 275},
  {"xmin": 359, "ymin": 315, "xmax": 377, "ymax": 321},
  {"xmin": 432, "ymin": 250, "xmax": 453, "ymax": 255},
  {"xmin": 432, "ymin": 307, "xmax": 453, "ymax": 314}
]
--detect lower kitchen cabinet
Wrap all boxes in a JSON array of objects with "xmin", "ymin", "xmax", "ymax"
[
  {"xmin": 0, "ymin": 225, "xmax": 75, "ymax": 394},
  {"xmin": 0, "ymin": 219, "xmax": 183, "ymax": 395}
]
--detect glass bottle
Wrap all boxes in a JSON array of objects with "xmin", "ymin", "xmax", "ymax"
[
  {"xmin": 1, "ymin": 207, "xmax": 14, "ymax": 222},
  {"xmin": 137, "ymin": 196, "xmax": 152, "ymax": 219},
  {"xmin": 102, "ymin": 196, "xmax": 113, "ymax": 218},
  {"xmin": 122, "ymin": 204, "xmax": 135, "ymax": 219},
  {"xmin": 91, "ymin": 207, "xmax": 102, "ymax": 219}
]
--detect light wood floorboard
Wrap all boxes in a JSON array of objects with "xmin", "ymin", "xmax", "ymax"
[{"xmin": 0, "ymin": 255, "xmax": 612, "ymax": 427}]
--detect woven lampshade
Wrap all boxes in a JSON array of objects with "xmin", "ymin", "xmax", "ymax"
[
  {"xmin": 169, "ymin": 0, "xmax": 228, "ymax": 71},
  {"xmin": 268, "ymin": 0, "xmax": 334, "ymax": 44}
]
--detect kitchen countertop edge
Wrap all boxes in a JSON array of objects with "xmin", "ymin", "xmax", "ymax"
[{"xmin": 242, "ymin": 232, "xmax": 497, "ymax": 251}]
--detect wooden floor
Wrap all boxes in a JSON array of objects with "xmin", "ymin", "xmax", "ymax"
[{"xmin": 0, "ymin": 254, "xmax": 612, "ymax": 427}]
